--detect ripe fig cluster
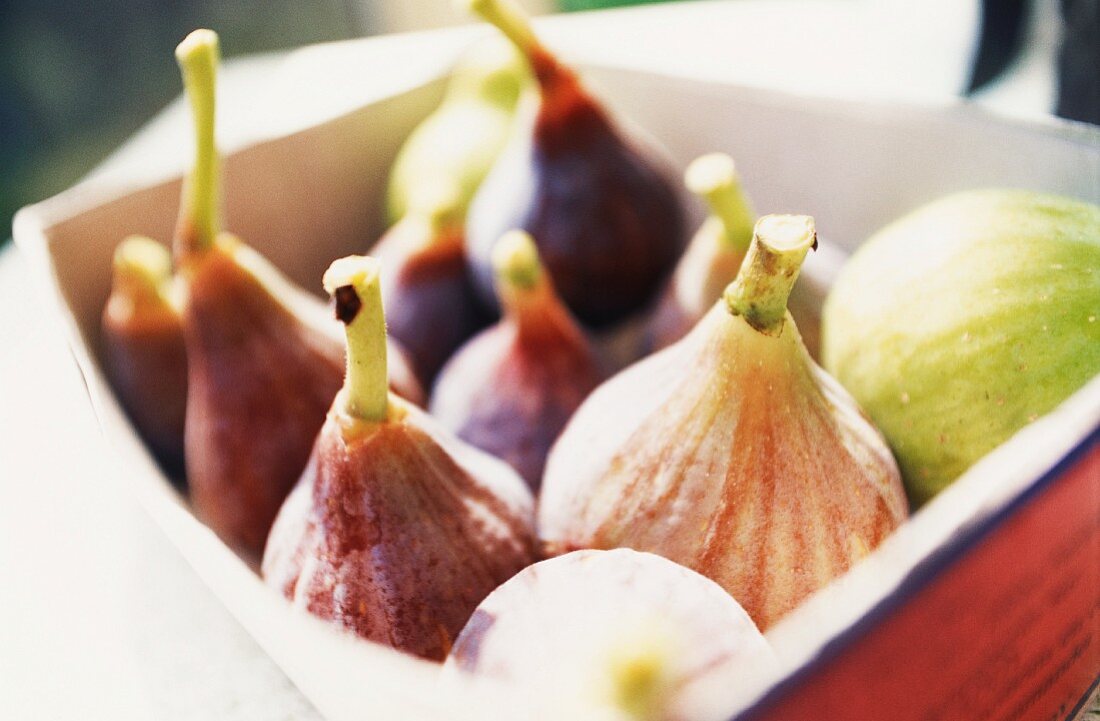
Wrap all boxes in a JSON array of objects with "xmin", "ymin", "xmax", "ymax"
[{"xmin": 99, "ymin": 7, "xmax": 1099, "ymax": 718}]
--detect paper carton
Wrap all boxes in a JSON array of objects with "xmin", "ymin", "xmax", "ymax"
[{"xmin": 14, "ymin": 36, "xmax": 1100, "ymax": 721}]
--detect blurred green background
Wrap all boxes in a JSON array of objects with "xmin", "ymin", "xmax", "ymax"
[{"xmin": 0, "ymin": 0, "xmax": 363, "ymax": 245}]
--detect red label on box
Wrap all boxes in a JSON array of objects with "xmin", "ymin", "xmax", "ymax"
[{"xmin": 744, "ymin": 435, "xmax": 1100, "ymax": 721}]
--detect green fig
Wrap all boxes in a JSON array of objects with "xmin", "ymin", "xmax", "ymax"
[
  {"xmin": 822, "ymin": 189, "xmax": 1100, "ymax": 505},
  {"xmin": 385, "ymin": 38, "xmax": 528, "ymax": 224}
]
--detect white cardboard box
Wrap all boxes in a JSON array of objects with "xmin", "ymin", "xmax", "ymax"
[{"xmin": 14, "ymin": 35, "xmax": 1100, "ymax": 721}]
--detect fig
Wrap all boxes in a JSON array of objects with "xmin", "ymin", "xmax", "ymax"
[
  {"xmin": 262, "ymin": 255, "xmax": 537, "ymax": 661},
  {"xmin": 445, "ymin": 549, "xmax": 775, "ymax": 721},
  {"xmin": 385, "ymin": 37, "xmax": 528, "ymax": 224},
  {"xmin": 643, "ymin": 152, "xmax": 755, "ymax": 355},
  {"xmin": 822, "ymin": 189, "xmax": 1100, "ymax": 505},
  {"xmin": 430, "ymin": 230, "xmax": 605, "ymax": 491},
  {"xmin": 102, "ymin": 235, "xmax": 188, "ymax": 474},
  {"xmin": 539, "ymin": 215, "xmax": 909, "ymax": 630},
  {"xmin": 460, "ymin": 0, "xmax": 686, "ymax": 328},
  {"xmin": 372, "ymin": 186, "xmax": 488, "ymax": 389},
  {"xmin": 172, "ymin": 30, "xmax": 422, "ymax": 563}
]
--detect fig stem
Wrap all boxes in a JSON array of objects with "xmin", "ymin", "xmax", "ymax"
[
  {"xmin": 685, "ymin": 153, "xmax": 754, "ymax": 252},
  {"xmin": 724, "ymin": 214, "xmax": 816, "ymax": 335},
  {"xmin": 408, "ymin": 178, "xmax": 465, "ymax": 230},
  {"xmin": 323, "ymin": 256, "xmax": 389, "ymax": 423},
  {"xmin": 113, "ymin": 236, "xmax": 172, "ymax": 293},
  {"xmin": 461, "ymin": 0, "xmax": 540, "ymax": 62},
  {"xmin": 491, "ymin": 229, "xmax": 542, "ymax": 292},
  {"xmin": 174, "ymin": 29, "xmax": 221, "ymax": 259}
]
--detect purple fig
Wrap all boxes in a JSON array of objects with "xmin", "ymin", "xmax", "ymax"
[
  {"xmin": 460, "ymin": 0, "xmax": 686, "ymax": 328},
  {"xmin": 431, "ymin": 230, "xmax": 605, "ymax": 491},
  {"xmin": 372, "ymin": 189, "xmax": 488, "ymax": 389}
]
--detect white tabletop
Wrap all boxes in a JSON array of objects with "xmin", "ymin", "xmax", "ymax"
[{"xmin": 0, "ymin": 1, "xmax": 1071, "ymax": 718}]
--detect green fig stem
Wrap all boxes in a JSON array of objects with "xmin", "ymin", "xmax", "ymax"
[
  {"xmin": 113, "ymin": 236, "xmax": 172, "ymax": 294},
  {"xmin": 324, "ymin": 256, "xmax": 389, "ymax": 423},
  {"xmin": 408, "ymin": 179, "xmax": 466, "ymax": 231},
  {"xmin": 492, "ymin": 229, "xmax": 542, "ymax": 293},
  {"xmin": 685, "ymin": 153, "xmax": 754, "ymax": 253},
  {"xmin": 174, "ymin": 29, "xmax": 221, "ymax": 259},
  {"xmin": 724, "ymin": 215, "xmax": 817, "ymax": 335},
  {"xmin": 462, "ymin": 0, "xmax": 540, "ymax": 59}
]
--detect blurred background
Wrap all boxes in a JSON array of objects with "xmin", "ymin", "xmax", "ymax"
[{"xmin": 1, "ymin": 0, "xmax": 1097, "ymax": 244}]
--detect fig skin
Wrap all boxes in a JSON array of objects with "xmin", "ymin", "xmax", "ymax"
[
  {"xmin": 263, "ymin": 256, "xmax": 537, "ymax": 661},
  {"xmin": 462, "ymin": 0, "xmax": 685, "ymax": 328},
  {"xmin": 372, "ymin": 213, "xmax": 488, "ymax": 389},
  {"xmin": 263, "ymin": 400, "xmax": 537, "ymax": 661},
  {"xmin": 431, "ymin": 231, "xmax": 605, "ymax": 491},
  {"xmin": 539, "ymin": 216, "xmax": 909, "ymax": 630},
  {"xmin": 182, "ymin": 243, "xmax": 346, "ymax": 561},
  {"xmin": 822, "ymin": 189, "xmax": 1100, "ymax": 505},
  {"xmin": 445, "ymin": 549, "xmax": 775, "ymax": 721},
  {"xmin": 102, "ymin": 236, "xmax": 187, "ymax": 473},
  {"xmin": 182, "ymin": 243, "xmax": 425, "ymax": 563}
]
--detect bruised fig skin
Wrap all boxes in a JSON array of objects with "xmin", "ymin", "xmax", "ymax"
[
  {"xmin": 430, "ymin": 231, "xmax": 605, "ymax": 491},
  {"xmin": 102, "ymin": 236, "xmax": 188, "ymax": 473},
  {"xmin": 372, "ymin": 197, "xmax": 488, "ymax": 389},
  {"xmin": 643, "ymin": 153, "xmax": 754, "ymax": 355},
  {"xmin": 461, "ymin": 0, "xmax": 685, "ymax": 328},
  {"xmin": 539, "ymin": 215, "xmax": 908, "ymax": 630},
  {"xmin": 172, "ymin": 31, "xmax": 422, "ymax": 564},
  {"xmin": 445, "ymin": 549, "xmax": 775, "ymax": 721},
  {"xmin": 263, "ymin": 256, "xmax": 537, "ymax": 661}
]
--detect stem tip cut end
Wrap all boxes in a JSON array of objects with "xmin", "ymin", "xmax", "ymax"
[
  {"xmin": 755, "ymin": 214, "xmax": 817, "ymax": 253},
  {"xmin": 684, "ymin": 152, "xmax": 737, "ymax": 198},
  {"xmin": 323, "ymin": 255, "xmax": 382, "ymax": 302},
  {"xmin": 114, "ymin": 236, "xmax": 172, "ymax": 285},
  {"xmin": 491, "ymin": 230, "xmax": 542, "ymax": 290},
  {"xmin": 176, "ymin": 28, "xmax": 219, "ymax": 64}
]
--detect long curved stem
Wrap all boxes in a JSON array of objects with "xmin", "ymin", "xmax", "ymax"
[
  {"xmin": 324, "ymin": 256, "xmax": 390, "ymax": 423},
  {"xmin": 174, "ymin": 29, "xmax": 221, "ymax": 259},
  {"xmin": 724, "ymin": 215, "xmax": 816, "ymax": 335},
  {"xmin": 685, "ymin": 153, "xmax": 754, "ymax": 253}
]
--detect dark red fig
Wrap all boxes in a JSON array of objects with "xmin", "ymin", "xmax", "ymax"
[
  {"xmin": 643, "ymin": 152, "xmax": 754, "ymax": 355},
  {"xmin": 102, "ymin": 235, "xmax": 187, "ymax": 473},
  {"xmin": 263, "ymin": 255, "xmax": 537, "ymax": 661},
  {"xmin": 461, "ymin": 0, "xmax": 685, "ymax": 328},
  {"xmin": 172, "ymin": 30, "xmax": 422, "ymax": 564},
  {"xmin": 431, "ymin": 230, "xmax": 605, "ymax": 491},
  {"xmin": 539, "ymin": 215, "xmax": 908, "ymax": 630},
  {"xmin": 445, "ymin": 549, "xmax": 775, "ymax": 721},
  {"xmin": 372, "ymin": 189, "xmax": 487, "ymax": 389}
]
